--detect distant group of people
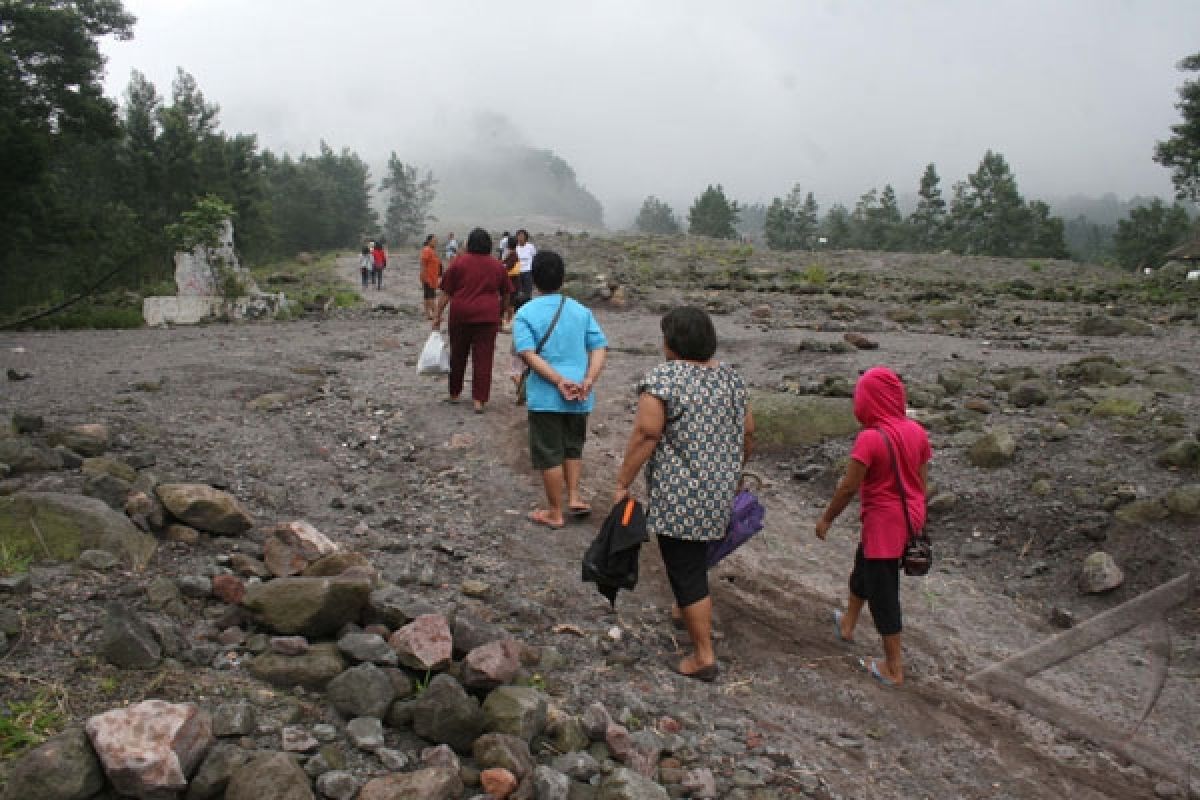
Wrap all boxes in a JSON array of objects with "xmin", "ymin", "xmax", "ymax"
[{"xmin": 403, "ymin": 227, "xmax": 930, "ymax": 686}]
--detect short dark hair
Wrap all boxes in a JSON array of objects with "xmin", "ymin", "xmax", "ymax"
[
  {"xmin": 516, "ymin": 228, "xmax": 530, "ymax": 244},
  {"xmin": 661, "ymin": 306, "xmax": 717, "ymax": 361},
  {"xmin": 423, "ymin": 234, "xmax": 434, "ymax": 246},
  {"xmin": 466, "ymin": 227, "xmax": 492, "ymax": 255},
  {"xmin": 531, "ymin": 250, "xmax": 564, "ymax": 292}
]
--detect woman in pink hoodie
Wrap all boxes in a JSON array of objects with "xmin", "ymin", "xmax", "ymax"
[{"xmin": 815, "ymin": 366, "xmax": 931, "ymax": 686}]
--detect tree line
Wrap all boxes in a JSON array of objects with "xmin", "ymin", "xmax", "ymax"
[{"xmin": 0, "ymin": 1, "xmax": 434, "ymax": 316}]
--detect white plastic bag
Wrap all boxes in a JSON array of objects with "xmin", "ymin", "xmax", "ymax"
[{"xmin": 417, "ymin": 331, "xmax": 451, "ymax": 375}]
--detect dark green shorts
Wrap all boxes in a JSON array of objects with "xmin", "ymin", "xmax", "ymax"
[{"xmin": 528, "ymin": 412, "xmax": 588, "ymax": 470}]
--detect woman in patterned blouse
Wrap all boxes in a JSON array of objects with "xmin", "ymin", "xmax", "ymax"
[{"xmin": 613, "ymin": 306, "xmax": 755, "ymax": 682}]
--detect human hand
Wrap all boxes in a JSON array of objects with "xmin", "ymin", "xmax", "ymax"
[
  {"xmin": 815, "ymin": 518, "xmax": 830, "ymax": 541},
  {"xmin": 557, "ymin": 379, "xmax": 581, "ymax": 400},
  {"xmin": 613, "ymin": 485, "xmax": 630, "ymax": 505}
]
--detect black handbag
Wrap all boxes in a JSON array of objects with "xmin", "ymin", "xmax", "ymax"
[{"xmin": 878, "ymin": 428, "xmax": 933, "ymax": 577}]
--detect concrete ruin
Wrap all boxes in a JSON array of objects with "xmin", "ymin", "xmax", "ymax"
[{"xmin": 142, "ymin": 220, "xmax": 288, "ymax": 327}]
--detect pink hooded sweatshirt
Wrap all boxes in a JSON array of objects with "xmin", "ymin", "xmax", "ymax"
[{"xmin": 849, "ymin": 366, "xmax": 932, "ymax": 559}]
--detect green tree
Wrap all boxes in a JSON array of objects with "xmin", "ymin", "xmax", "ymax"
[
  {"xmin": 877, "ymin": 184, "xmax": 907, "ymax": 250},
  {"xmin": 1025, "ymin": 200, "xmax": 1070, "ymax": 260},
  {"xmin": 381, "ymin": 154, "xmax": 436, "ymax": 246},
  {"xmin": 634, "ymin": 196, "xmax": 681, "ymax": 234},
  {"xmin": 1153, "ymin": 53, "xmax": 1200, "ymax": 202},
  {"xmin": 850, "ymin": 188, "xmax": 883, "ymax": 249},
  {"xmin": 820, "ymin": 204, "xmax": 852, "ymax": 248},
  {"xmin": 688, "ymin": 185, "xmax": 740, "ymax": 239},
  {"xmin": 764, "ymin": 184, "xmax": 818, "ymax": 250},
  {"xmin": 1113, "ymin": 199, "xmax": 1193, "ymax": 270},
  {"xmin": 908, "ymin": 164, "xmax": 947, "ymax": 251}
]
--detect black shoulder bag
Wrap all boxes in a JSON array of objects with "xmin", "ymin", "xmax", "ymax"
[
  {"xmin": 516, "ymin": 295, "xmax": 567, "ymax": 406},
  {"xmin": 878, "ymin": 428, "xmax": 933, "ymax": 577}
]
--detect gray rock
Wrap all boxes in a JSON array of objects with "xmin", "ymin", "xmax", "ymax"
[
  {"xmin": 410, "ymin": 674, "xmax": 485, "ymax": 753},
  {"xmin": 552, "ymin": 751, "xmax": 600, "ymax": 781},
  {"xmin": 1009, "ymin": 382, "xmax": 1048, "ymax": 408},
  {"xmin": 327, "ymin": 663, "xmax": 396, "ymax": 720},
  {"xmin": 967, "ymin": 429, "xmax": 1016, "ymax": 468},
  {"xmin": 242, "ymin": 576, "xmax": 371, "ymax": 638},
  {"xmin": 358, "ymin": 768, "xmax": 463, "ymax": 800},
  {"xmin": 249, "ymin": 642, "xmax": 348, "ymax": 690},
  {"xmin": 77, "ymin": 549, "xmax": 119, "ymax": 571},
  {"xmin": 377, "ymin": 747, "xmax": 409, "ymax": 771},
  {"xmin": 534, "ymin": 766, "xmax": 571, "ymax": 800},
  {"xmin": 1165, "ymin": 484, "xmax": 1200, "ymax": 517},
  {"xmin": 100, "ymin": 604, "xmax": 162, "ymax": 669},
  {"xmin": 212, "ymin": 702, "xmax": 257, "ymax": 737},
  {"xmin": 271, "ymin": 636, "xmax": 310, "ymax": 656},
  {"xmin": 346, "ymin": 717, "xmax": 385, "ymax": 751},
  {"xmin": 0, "ymin": 438, "xmax": 63, "ymax": 473},
  {"xmin": 185, "ymin": 742, "xmax": 250, "ymax": 800},
  {"xmin": 0, "ymin": 607, "xmax": 17, "ymax": 636},
  {"xmin": 0, "ymin": 572, "xmax": 32, "ymax": 594},
  {"xmin": 582, "ymin": 703, "xmax": 612, "ymax": 740},
  {"xmin": 472, "ymin": 732, "xmax": 535, "ymax": 782},
  {"xmin": 315, "ymin": 770, "xmax": 361, "ymax": 800},
  {"xmin": 1079, "ymin": 552, "xmax": 1124, "ymax": 594},
  {"xmin": 155, "ymin": 483, "xmax": 255, "ymax": 535},
  {"xmin": 363, "ymin": 585, "xmax": 413, "ymax": 629},
  {"xmin": 146, "ymin": 575, "xmax": 185, "ymax": 616},
  {"xmin": 482, "ymin": 686, "xmax": 548, "ymax": 742},
  {"xmin": 1156, "ymin": 439, "xmax": 1200, "ymax": 470},
  {"xmin": 0, "ymin": 492, "xmax": 156, "ymax": 568},
  {"xmin": 1074, "ymin": 314, "xmax": 1152, "ymax": 337},
  {"xmin": 0, "ymin": 727, "xmax": 105, "ymax": 800},
  {"xmin": 337, "ymin": 631, "xmax": 398, "ymax": 666},
  {"xmin": 82, "ymin": 472, "xmax": 134, "ymax": 511},
  {"xmin": 225, "ymin": 751, "xmax": 314, "ymax": 800},
  {"xmin": 46, "ymin": 424, "xmax": 109, "ymax": 457},
  {"xmin": 597, "ymin": 767, "xmax": 669, "ymax": 800},
  {"xmin": 281, "ymin": 726, "xmax": 320, "ymax": 753},
  {"xmin": 452, "ymin": 614, "xmax": 509, "ymax": 657},
  {"xmin": 11, "ymin": 412, "xmax": 44, "ymax": 434}
]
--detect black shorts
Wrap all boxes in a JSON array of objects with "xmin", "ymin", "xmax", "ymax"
[
  {"xmin": 528, "ymin": 412, "xmax": 587, "ymax": 470},
  {"xmin": 422, "ymin": 283, "xmax": 437, "ymax": 299},
  {"xmin": 849, "ymin": 544, "xmax": 902, "ymax": 636},
  {"xmin": 657, "ymin": 535, "xmax": 710, "ymax": 608}
]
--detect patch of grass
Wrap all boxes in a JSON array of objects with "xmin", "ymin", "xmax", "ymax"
[
  {"xmin": 333, "ymin": 289, "xmax": 361, "ymax": 308},
  {"xmin": 1026, "ymin": 260, "xmax": 1043, "ymax": 273},
  {"xmin": 0, "ymin": 691, "xmax": 66, "ymax": 759},
  {"xmin": 413, "ymin": 669, "xmax": 433, "ymax": 697},
  {"xmin": 802, "ymin": 263, "xmax": 828, "ymax": 285},
  {"xmin": 0, "ymin": 542, "xmax": 33, "ymax": 577},
  {"xmin": 98, "ymin": 676, "xmax": 120, "ymax": 694},
  {"xmin": 17, "ymin": 305, "xmax": 144, "ymax": 331}
]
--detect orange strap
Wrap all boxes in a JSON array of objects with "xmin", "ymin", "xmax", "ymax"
[{"xmin": 621, "ymin": 498, "xmax": 635, "ymax": 526}]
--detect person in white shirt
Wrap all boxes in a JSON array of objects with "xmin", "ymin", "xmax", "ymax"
[
  {"xmin": 514, "ymin": 229, "xmax": 536, "ymax": 303},
  {"xmin": 444, "ymin": 233, "xmax": 459, "ymax": 263}
]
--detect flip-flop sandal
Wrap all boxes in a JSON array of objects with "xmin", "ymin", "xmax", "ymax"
[
  {"xmin": 528, "ymin": 510, "xmax": 564, "ymax": 530},
  {"xmin": 832, "ymin": 610, "xmax": 853, "ymax": 644},
  {"xmin": 859, "ymin": 657, "xmax": 897, "ymax": 687},
  {"xmin": 567, "ymin": 506, "xmax": 592, "ymax": 519},
  {"xmin": 670, "ymin": 660, "xmax": 719, "ymax": 683}
]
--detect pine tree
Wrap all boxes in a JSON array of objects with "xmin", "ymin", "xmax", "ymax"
[
  {"xmin": 688, "ymin": 185, "xmax": 741, "ymax": 239},
  {"xmin": 909, "ymin": 163, "xmax": 947, "ymax": 251},
  {"xmin": 634, "ymin": 196, "xmax": 681, "ymax": 234},
  {"xmin": 381, "ymin": 155, "xmax": 437, "ymax": 246},
  {"xmin": 1114, "ymin": 199, "xmax": 1193, "ymax": 270},
  {"xmin": 765, "ymin": 185, "xmax": 819, "ymax": 250},
  {"xmin": 1153, "ymin": 53, "xmax": 1200, "ymax": 202}
]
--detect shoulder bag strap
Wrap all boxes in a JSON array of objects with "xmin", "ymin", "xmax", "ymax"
[
  {"xmin": 534, "ymin": 295, "xmax": 567, "ymax": 356},
  {"xmin": 877, "ymin": 427, "xmax": 916, "ymax": 542}
]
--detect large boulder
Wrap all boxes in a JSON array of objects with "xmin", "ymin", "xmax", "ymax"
[
  {"xmin": 248, "ymin": 642, "xmax": 347, "ymax": 690},
  {"xmin": 261, "ymin": 520, "xmax": 338, "ymax": 577},
  {"xmin": 242, "ymin": 576, "xmax": 370, "ymax": 637},
  {"xmin": 155, "ymin": 483, "xmax": 255, "ymax": 535},
  {"xmin": 358, "ymin": 768, "xmax": 463, "ymax": 800},
  {"xmin": 85, "ymin": 700, "xmax": 213, "ymax": 799},
  {"xmin": 0, "ymin": 727, "xmax": 105, "ymax": 800},
  {"xmin": 225, "ymin": 751, "xmax": 314, "ymax": 800},
  {"xmin": 410, "ymin": 674, "xmax": 485, "ymax": 753},
  {"xmin": 186, "ymin": 742, "xmax": 250, "ymax": 800},
  {"xmin": 0, "ymin": 492, "xmax": 156, "ymax": 567},
  {"xmin": 747, "ymin": 392, "xmax": 859, "ymax": 451}
]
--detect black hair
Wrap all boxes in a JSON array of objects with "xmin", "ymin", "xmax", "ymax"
[
  {"xmin": 423, "ymin": 234, "xmax": 434, "ymax": 246},
  {"xmin": 361, "ymin": 246, "xmax": 370, "ymax": 255},
  {"xmin": 466, "ymin": 227, "xmax": 492, "ymax": 255},
  {"xmin": 531, "ymin": 250, "xmax": 564, "ymax": 292},
  {"xmin": 661, "ymin": 306, "xmax": 717, "ymax": 361},
  {"xmin": 516, "ymin": 228, "xmax": 530, "ymax": 244}
]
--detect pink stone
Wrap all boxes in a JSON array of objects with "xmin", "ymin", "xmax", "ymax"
[
  {"xmin": 85, "ymin": 700, "xmax": 213, "ymax": 798},
  {"xmin": 281, "ymin": 725, "xmax": 319, "ymax": 752},
  {"xmin": 481, "ymin": 767, "xmax": 518, "ymax": 799},
  {"xmin": 461, "ymin": 638, "xmax": 522, "ymax": 690},
  {"xmin": 388, "ymin": 614, "xmax": 452, "ymax": 671},
  {"xmin": 360, "ymin": 768, "xmax": 463, "ymax": 800},
  {"xmin": 420, "ymin": 743, "xmax": 460, "ymax": 771},
  {"xmin": 211, "ymin": 574, "xmax": 246, "ymax": 605},
  {"xmin": 605, "ymin": 722, "xmax": 632, "ymax": 761},
  {"xmin": 657, "ymin": 716, "xmax": 682, "ymax": 734},
  {"xmin": 262, "ymin": 520, "xmax": 338, "ymax": 577}
]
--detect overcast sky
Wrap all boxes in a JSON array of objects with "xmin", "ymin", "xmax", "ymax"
[{"xmin": 99, "ymin": 0, "xmax": 1199, "ymax": 224}]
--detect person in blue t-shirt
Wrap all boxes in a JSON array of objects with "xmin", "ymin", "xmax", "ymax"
[{"xmin": 513, "ymin": 251, "xmax": 608, "ymax": 529}]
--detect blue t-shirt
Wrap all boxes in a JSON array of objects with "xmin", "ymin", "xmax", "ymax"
[{"xmin": 513, "ymin": 294, "xmax": 607, "ymax": 413}]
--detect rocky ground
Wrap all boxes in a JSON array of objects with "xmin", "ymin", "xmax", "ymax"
[{"xmin": 0, "ymin": 234, "xmax": 1198, "ymax": 799}]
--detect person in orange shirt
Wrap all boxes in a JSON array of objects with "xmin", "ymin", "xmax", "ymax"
[{"xmin": 420, "ymin": 234, "xmax": 442, "ymax": 320}]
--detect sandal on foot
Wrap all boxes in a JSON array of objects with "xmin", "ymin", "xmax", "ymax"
[
  {"xmin": 567, "ymin": 505, "xmax": 592, "ymax": 519},
  {"xmin": 528, "ymin": 510, "xmax": 564, "ymax": 530},
  {"xmin": 860, "ymin": 657, "xmax": 897, "ymax": 687},
  {"xmin": 671, "ymin": 659, "xmax": 718, "ymax": 683}
]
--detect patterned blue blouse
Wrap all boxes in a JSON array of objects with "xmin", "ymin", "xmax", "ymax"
[{"xmin": 639, "ymin": 361, "xmax": 748, "ymax": 542}]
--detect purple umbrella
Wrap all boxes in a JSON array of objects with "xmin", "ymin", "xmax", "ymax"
[{"xmin": 706, "ymin": 474, "xmax": 766, "ymax": 567}]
